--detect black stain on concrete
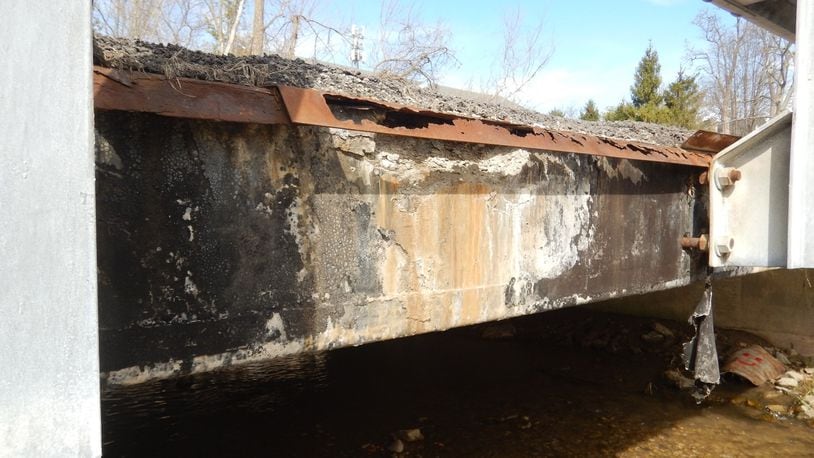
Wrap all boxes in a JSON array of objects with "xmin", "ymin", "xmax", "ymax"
[
  {"xmin": 95, "ymin": 113, "xmax": 704, "ymax": 377},
  {"xmin": 96, "ymin": 112, "xmax": 312, "ymax": 373}
]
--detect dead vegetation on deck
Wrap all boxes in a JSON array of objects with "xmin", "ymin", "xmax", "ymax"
[{"xmin": 94, "ymin": 36, "xmax": 695, "ymax": 148}]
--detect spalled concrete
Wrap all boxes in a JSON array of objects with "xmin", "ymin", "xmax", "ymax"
[{"xmin": 95, "ymin": 111, "xmax": 706, "ymax": 384}]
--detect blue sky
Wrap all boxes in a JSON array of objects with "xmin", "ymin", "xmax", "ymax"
[{"xmin": 322, "ymin": 0, "xmax": 733, "ymax": 113}]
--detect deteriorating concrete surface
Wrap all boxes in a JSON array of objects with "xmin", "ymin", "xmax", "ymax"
[
  {"xmin": 96, "ymin": 111, "xmax": 707, "ymax": 384},
  {"xmin": 94, "ymin": 36, "xmax": 693, "ymax": 147}
]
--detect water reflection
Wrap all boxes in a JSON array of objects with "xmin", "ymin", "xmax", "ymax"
[{"xmin": 102, "ymin": 309, "xmax": 814, "ymax": 457}]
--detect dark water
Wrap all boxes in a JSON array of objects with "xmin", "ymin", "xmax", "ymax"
[{"xmin": 102, "ymin": 309, "xmax": 814, "ymax": 457}]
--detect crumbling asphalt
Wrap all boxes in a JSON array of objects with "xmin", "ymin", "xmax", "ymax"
[{"xmin": 94, "ymin": 35, "xmax": 694, "ymax": 147}]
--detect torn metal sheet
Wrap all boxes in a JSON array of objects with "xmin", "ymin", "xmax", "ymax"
[
  {"xmin": 722, "ymin": 345, "xmax": 786, "ymax": 385},
  {"xmin": 683, "ymin": 282, "xmax": 720, "ymax": 399},
  {"xmin": 681, "ymin": 130, "xmax": 741, "ymax": 154},
  {"xmin": 275, "ymin": 86, "xmax": 712, "ymax": 168}
]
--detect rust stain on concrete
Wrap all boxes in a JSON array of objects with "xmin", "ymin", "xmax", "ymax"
[{"xmin": 95, "ymin": 115, "xmax": 704, "ymax": 385}]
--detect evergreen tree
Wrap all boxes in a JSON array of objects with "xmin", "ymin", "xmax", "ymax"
[
  {"xmin": 604, "ymin": 43, "xmax": 701, "ymax": 128},
  {"xmin": 663, "ymin": 70, "xmax": 703, "ymax": 129},
  {"xmin": 607, "ymin": 43, "xmax": 674, "ymax": 124},
  {"xmin": 605, "ymin": 100, "xmax": 670, "ymax": 124},
  {"xmin": 633, "ymin": 102, "xmax": 671, "ymax": 124},
  {"xmin": 547, "ymin": 108, "xmax": 566, "ymax": 118},
  {"xmin": 604, "ymin": 100, "xmax": 636, "ymax": 122},
  {"xmin": 580, "ymin": 99, "xmax": 600, "ymax": 121},
  {"xmin": 630, "ymin": 43, "xmax": 663, "ymax": 108}
]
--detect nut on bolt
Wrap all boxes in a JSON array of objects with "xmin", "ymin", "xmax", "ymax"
[
  {"xmin": 715, "ymin": 236, "xmax": 734, "ymax": 257},
  {"xmin": 715, "ymin": 167, "xmax": 742, "ymax": 189}
]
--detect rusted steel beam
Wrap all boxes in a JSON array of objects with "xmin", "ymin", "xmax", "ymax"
[
  {"xmin": 277, "ymin": 86, "xmax": 713, "ymax": 168},
  {"xmin": 92, "ymin": 66, "xmax": 711, "ymax": 168},
  {"xmin": 681, "ymin": 130, "xmax": 740, "ymax": 154},
  {"xmin": 93, "ymin": 66, "xmax": 290, "ymax": 125}
]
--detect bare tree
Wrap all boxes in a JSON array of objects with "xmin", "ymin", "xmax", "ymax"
[
  {"xmin": 93, "ymin": 0, "xmax": 164, "ymax": 41},
  {"xmin": 92, "ymin": 0, "xmax": 455, "ymax": 78},
  {"xmin": 369, "ymin": 0, "xmax": 457, "ymax": 86},
  {"xmin": 485, "ymin": 8, "xmax": 553, "ymax": 101},
  {"xmin": 158, "ymin": 0, "xmax": 207, "ymax": 48},
  {"xmin": 248, "ymin": 0, "xmax": 265, "ymax": 54},
  {"xmin": 762, "ymin": 33, "xmax": 794, "ymax": 116},
  {"xmin": 690, "ymin": 10, "xmax": 794, "ymax": 135},
  {"xmin": 252, "ymin": 0, "xmax": 346, "ymax": 60},
  {"xmin": 92, "ymin": 0, "xmax": 456, "ymax": 83},
  {"xmin": 202, "ymin": 0, "xmax": 246, "ymax": 55},
  {"xmin": 93, "ymin": 0, "xmax": 208, "ymax": 48},
  {"xmin": 224, "ymin": 0, "xmax": 246, "ymax": 54}
]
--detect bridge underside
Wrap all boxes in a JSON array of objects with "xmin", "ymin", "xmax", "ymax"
[{"xmin": 96, "ymin": 111, "xmax": 708, "ymax": 384}]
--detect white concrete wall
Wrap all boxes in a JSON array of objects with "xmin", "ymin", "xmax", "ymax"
[
  {"xmin": 597, "ymin": 270, "xmax": 814, "ymax": 357},
  {"xmin": 788, "ymin": 0, "xmax": 814, "ymax": 268},
  {"xmin": 0, "ymin": 2, "xmax": 100, "ymax": 457}
]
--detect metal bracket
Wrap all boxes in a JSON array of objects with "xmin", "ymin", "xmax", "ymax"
[{"xmin": 709, "ymin": 111, "xmax": 792, "ymax": 268}]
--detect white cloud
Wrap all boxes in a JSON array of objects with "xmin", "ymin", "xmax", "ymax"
[
  {"xmin": 439, "ymin": 72, "xmax": 477, "ymax": 92},
  {"xmin": 438, "ymin": 56, "xmax": 635, "ymax": 115},
  {"xmin": 508, "ymin": 67, "xmax": 629, "ymax": 113}
]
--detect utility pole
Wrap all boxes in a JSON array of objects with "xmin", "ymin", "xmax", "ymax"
[{"xmin": 350, "ymin": 24, "xmax": 364, "ymax": 68}]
